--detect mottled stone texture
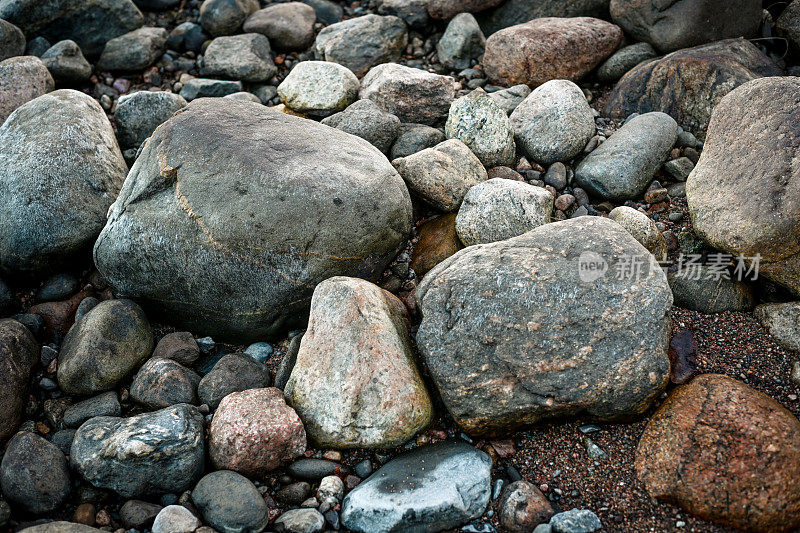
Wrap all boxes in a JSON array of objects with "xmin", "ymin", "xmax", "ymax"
[
  {"xmin": 605, "ymin": 39, "xmax": 780, "ymax": 136},
  {"xmin": 636, "ymin": 374, "xmax": 800, "ymax": 532},
  {"xmin": 0, "ymin": 319, "xmax": 37, "ymax": 441},
  {"xmin": 285, "ymin": 277, "xmax": 432, "ymax": 449},
  {"xmin": 687, "ymin": 77, "xmax": 800, "ymax": 296},
  {"xmin": 484, "ymin": 17, "xmax": 622, "ymax": 87},
  {"xmin": 94, "ymin": 98, "xmax": 412, "ymax": 342},
  {"xmin": 415, "ymin": 217, "xmax": 672, "ymax": 437}
]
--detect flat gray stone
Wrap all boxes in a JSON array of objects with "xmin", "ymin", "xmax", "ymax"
[
  {"xmin": 201, "ymin": 33, "xmax": 276, "ymax": 82},
  {"xmin": 277, "ymin": 60, "xmax": 359, "ymax": 117}
]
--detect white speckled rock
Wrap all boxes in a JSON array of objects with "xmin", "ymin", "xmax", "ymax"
[
  {"xmin": 200, "ymin": 33, "xmax": 276, "ymax": 82},
  {"xmin": 455, "ymin": 178, "xmax": 553, "ymax": 246},
  {"xmin": 314, "ymin": 14, "xmax": 407, "ymax": 77},
  {"xmin": 445, "ymin": 90, "xmax": 515, "ymax": 168},
  {"xmin": 278, "ymin": 60, "xmax": 359, "ymax": 117},
  {"xmin": 152, "ymin": 505, "xmax": 202, "ymax": 533},
  {"xmin": 509, "ymin": 79, "xmax": 595, "ymax": 165}
]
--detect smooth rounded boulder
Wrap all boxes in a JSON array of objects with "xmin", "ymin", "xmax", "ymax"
[
  {"xmin": 0, "ymin": 89, "xmax": 127, "ymax": 275},
  {"xmin": 57, "ymin": 299, "xmax": 154, "ymax": 396},
  {"xmin": 0, "ymin": 319, "xmax": 37, "ymax": 441},
  {"xmin": 484, "ymin": 17, "xmax": 622, "ymax": 87},
  {"xmin": 284, "ymin": 277, "xmax": 433, "ymax": 449},
  {"xmin": 610, "ymin": 0, "xmax": 762, "ymax": 52},
  {"xmin": 636, "ymin": 374, "xmax": 800, "ymax": 532},
  {"xmin": 687, "ymin": 77, "xmax": 800, "ymax": 296},
  {"xmin": 93, "ymin": 98, "xmax": 413, "ymax": 341},
  {"xmin": 0, "ymin": 431, "xmax": 70, "ymax": 514},
  {"xmin": 415, "ymin": 216, "xmax": 672, "ymax": 436},
  {"xmin": 0, "ymin": 56, "xmax": 54, "ymax": 126}
]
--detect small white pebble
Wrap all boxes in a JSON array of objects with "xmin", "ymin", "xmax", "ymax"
[{"xmin": 676, "ymin": 520, "xmax": 686, "ymax": 527}]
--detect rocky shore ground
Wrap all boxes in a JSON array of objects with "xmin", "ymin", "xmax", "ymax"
[{"xmin": 1, "ymin": 0, "xmax": 800, "ymax": 532}]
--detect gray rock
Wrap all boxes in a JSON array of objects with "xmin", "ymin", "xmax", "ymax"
[
  {"xmin": 0, "ymin": 18, "xmax": 24, "ymax": 61},
  {"xmin": 321, "ymin": 99, "xmax": 400, "ymax": 154},
  {"xmin": 274, "ymin": 333, "xmax": 303, "ymax": 390},
  {"xmin": 455, "ymin": 178, "xmax": 553, "ymax": 246},
  {"xmin": 392, "ymin": 138, "xmax": 487, "ymax": 212},
  {"xmin": 71, "ymin": 404, "xmax": 205, "ymax": 497},
  {"xmin": 35, "ymin": 272, "xmax": 78, "ymax": 302},
  {"xmin": 576, "ymin": 112, "xmax": 677, "ymax": 201},
  {"xmin": 390, "ymin": 123, "xmax": 446, "ymax": 159},
  {"xmin": 549, "ymin": 509, "xmax": 602, "ymax": 533},
  {"xmin": 377, "ymin": 0, "xmax": 429, "ymax": 29},
  {"xmin": 609, "ymin": 0, "xmax": 761, "ymax": 53},
  {"xmin": 668, "ymin": 265, "xmax": 754, "ymax": 313},
  {"xmin": 201, "ymin": 33, "xmax": 276, "ymax": 82},
  {"xmin": 243, "ymin": 2, "xmax": 316, "ymax": 50},
  {"xmin": 778, "ymin": 0, "xmax": 800, "ymax": 53},
  {"xmin": 0, "ymin": 278, "xmax": 12, "ymax": 314},
  {"xmin": 115, "ymin": 91, "xmax": 187, "ymax": 150},
  {"xmin": 0, "ymin": 89, "xmax": 126, "ymax": 275},
  {"xmin": 97, "ymin": 27, "xmax": 168, "ymax": 71},
  {"xmin": 222, "ymin": 90, "xmax": 260, "ymax": 102},
  {"xmin": 663, "ymin": 156, "xmax": 694, "ymax": 182},
  {"xmin": 19, "ymin": 523, "xmax": 102, "ymax": 533},
  {"xmin": 604, "ymin": 39, "xmax": 780, "ymax": 136},
  {"xmin": 287, "ymin": 458, "xmax": 344, "ymax": 480},
  {"xmin": 608, "ymin": 206, "xmax": 667, "ymax": 258},
  {"xmin": 64, "ymin": 391, "xmax": 121, "ymax": 428},
  {"xmin": 198, "ymin": 353, "xmax": 271, "ymax": 409},
  {"xmin": 167, "ymin": 21, "xmax": 207, "ymax": 52},
  {"xmin": 51, "ymin": 429, "xmax": 77, "ymax": 455},
  {"xmin": 134, "ymin": 0, "xmax": 180, "ymax": 9},
  {"xmin": 94, "ymin": 98, "xmax": 412, "ymax": 342},
  {"xmin": 341, "ymin": 441, "xmax": 491, "ymax": 533},
  {"xmin": 193, "ymin": 470, "xmax": 269, "ymax": 533},
  {"xmin": 510, "ymin": 79, "xmax": 595, "ymax": 165},
  {"xmin": 26, "ymin": 36, "xmax": 51, "ymax": 57},
  {"xmin": 478, "ymin": 0, "xmax": 610, "ymax": 35},
  {"xmin": 179, "ymin": 77, "xmax": 243, "ymax": 100},
  {"xmin": 427, "ymin": 0, "xmax": 505, "ymax": 20},
  {"xmin": 445, "ymin": 90, "xmax": 515, "ymax": 168},
  {"xmin": 199, "ymin": 0, "xmax": 257, "ymax": 37},
  {"xmin": 0, "ymin": 0, "xmax": 144, "ymax": 58},
  {"xmin": 488, "ymin": 84, "xmax": 531, "ymax": 115},
  {"xmin": 130, "ymin": 357, "xmax": 201, "ymax": 409},
  {"xmin": 0, "ymin": 319, "xmax": 37, "ymax": 441},
  {"xmin": 314, "ymin": 14, "xmax": 408, "ymax": 77},
  {"xmin": 686, "ymin": 77, "xmax": 800, "ymax": 296},
  {"xmin": 284, "ymin": 277, "xmax": 432, "ymax": 449},
  {"xmin": 302, "ymin": 0, "xmax": 342, "ymax": 25},
  {"xmin": 153, "ymin": 331, "xmax": 199, "ymax": 365},
  {"xmin": 596, "ymin": 42, "xmax": 656, "ymax": 83},
  {"xmin": 543, "ymin": 162, "xmax": 567, "ymax": 190},
  {"xmin": 58, "ymin": 299, "xmax": 154, "ymax": 396},
  {"xmin": 277, "ymin": 60, "xmax": 359, "ymax": 117},
  {"xmin": 437, "ymin": 13, "xmax": 485, "ymax": 70},
  {"xmin": 40, "ymin": 40, "xmax": 91, "ymax": 83},
  {"xmin": 360, "ymin": 62, "xmax": 455, "ymax": 125},
  {"xmin": 152, "ymin": 505, "xmax": 202, "ymax": 533},
  {"xmin": 456, "ymin": 178, "xmax": 553, "ymax": 246},
  {"xmin": 274, "ymin": 509, "xmax": 325, "ymax": 533},
  {"xmin": 755, "ymin": 302, "xmax": 800, "ymax": 352},
  {"xmin": 0, "ymin": 431, "xmax": 70, "ymax": 514},
  {"xmin": 415, "ymin": 216, "xmax": 672, "ymax": 436},
  {"xmin": 120, "ymin": 499, "xmax": 164, "ymax": 529},
  {"xmin": 0, "ymin": 55, "xmax": 54, "ymax": 123}
]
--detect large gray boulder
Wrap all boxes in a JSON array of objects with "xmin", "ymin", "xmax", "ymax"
[
  {"xmin": 687, "ymin": 77, "xmax": 800, "ymax": 297},
  {"xmin": 415, "ymin": 216, "xmax": 672, "ymax": 437},
  {"xmin": 605, "ymin": 39, "xmax": 780, "ymax": 136},
  {"xmin": 70, "ymin": 404, "xmax": 205, "ymax": 497},
  {"xmin": 575, "ymin": 112, "xmax": 677, "ymax": 201},
  {"xmin": 609, "ymin": 0, "xmax": 762, "ymax": 53},
  {"xmin": 94, "ymin": 98, "xmax": 412, "ymax": 342},
  {"xmin": 341, "ymin": 441, "xmax": 492, "ymax": 533},
  {"xmin": 0, "ymin": 0, "xmax": 144, "ymax": 57},
  {"xmin": 0, "ymin": 89, "xmax": 127, "ymax": 275}
]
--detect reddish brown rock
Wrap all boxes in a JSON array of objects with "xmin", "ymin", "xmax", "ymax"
[
  {"xmin": 636, "ymin": 374, "xmax": 800, "ymax": 532},
  {"xmin": 484, "ymin": 17, "xmax": 622, "ymax": 87},
  {"xmin": 499, "ymin": 480, "xmax": 554, "ymax": 532},
  {"xmin": 0, "ymin": 319, "xmax": 37, "ymax": 440},
  {"xmin": 29, "ymin": 287, "xmax": 93, "ymax": 342},
  {"xmin": 605, "ymin": 39, "xmax": 780, "ymax": 136},
  {"xmin": 427, "ymin": 0, "xmax": 504, "ymax": 19},
  {"xmin": 152, "ymin": 331, "xmax": 199, "ymax": 365},
  {"xmin": 210, "ymin": 387, "xmax": 307, "ymax": 477},
  {"xmin": 0, "ymin": 56, "xmax": 54, "ymax": 123},
  {"xmin": 410, "ymin": 214, "xmax": 462, "ymax": 277}
]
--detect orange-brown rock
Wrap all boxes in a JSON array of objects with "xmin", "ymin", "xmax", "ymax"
[
  {"xmin": 411, "ymin": 214, "xmax": 462, "ymax": 277},
  {"xmin": 636, "ymin": 374, "xmax": 800, "ymax": 532},
  {"xmin": 484, "ymin": 17, "xmax": 622, "ymax": 87},
  {"xmin": 28, "ymin": 287, "xmax": 93, "ymax": 342}
]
